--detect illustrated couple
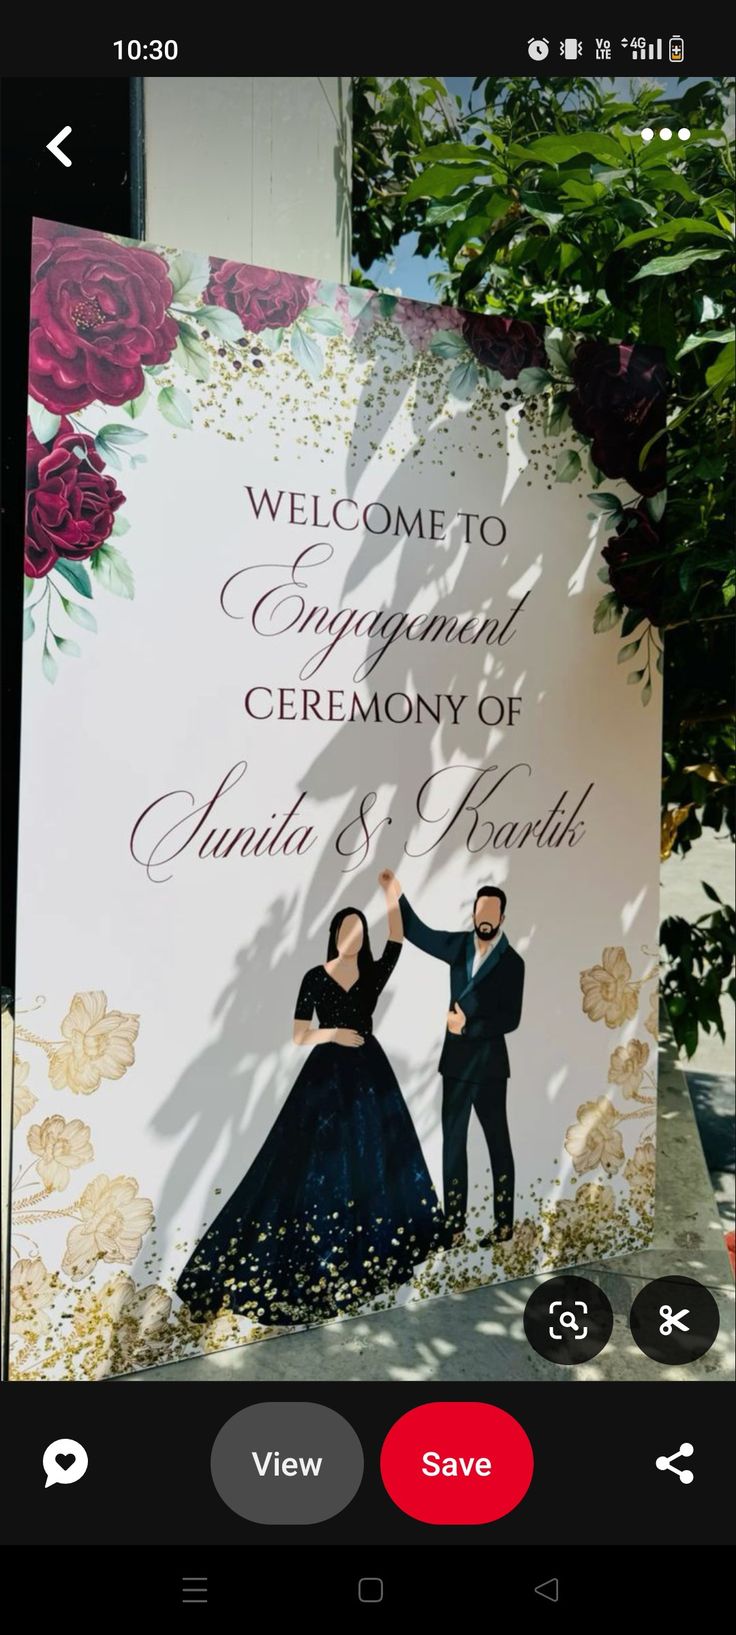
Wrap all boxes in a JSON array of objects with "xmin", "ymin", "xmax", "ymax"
[{"xmin": 177, "ymin": 872, "xmax": 525, "ymax": 1326}]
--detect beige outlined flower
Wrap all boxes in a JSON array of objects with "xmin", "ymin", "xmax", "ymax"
[
  {"xmin": 574, "ymin": 1181, "xmax": 617, "ymax": 1216},
  {"xmin": 200, "ymin": 1310, "xmax": 243, "ymax": 1353},
  {"xmin": 27, "ymin": 1115, "xmax": 94, "ymax": 1191},
  {"xmin": 607, "ymin": 1038, "xmax": 650, "ymax": 1098},
  {"xmin": 49, "ymin": 991, "xmax": 140, "ymax": 1095},
  {"xmin": 12, "ymin": 1058, "xmax": 37, "ymax": 1128},
  {"xmin": 62, "ymin": 1174, "xmax": 154, "ymax": 1279},
  {"xmin": 565, "ymin": 1097, "xmax": 626, "ymax": 1176},
  {"xmin": 624, "ymin": 1136, "xmax": 656, "ymax": 1215},
  {"xmin": 10, "ymin": 1257, "xmax": 54, "ymax": 1337},
  {"xmin": 645, "ymin": 988, "xmax": 659, "ymax": 1040},
  {"xmin": 71, "ymin": 1274, "xmax": 173, "ymax": 1378},
  {"xmin": 580, "ymin": 947, "xmax": 638, "ymax": 1028}
]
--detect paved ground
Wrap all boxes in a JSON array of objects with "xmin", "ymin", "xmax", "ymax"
[{"xmin": 121, "ymin": 828, "xmax": 734, "ymax": 1386}]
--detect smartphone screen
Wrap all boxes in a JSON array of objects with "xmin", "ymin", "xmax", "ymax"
[{"xmin": 2, "ymin": 33, "xmax": 734, "ymax": 1605}]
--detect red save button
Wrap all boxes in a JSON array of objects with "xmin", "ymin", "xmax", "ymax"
[{"xmin": 380, "ymin": 1401, "xmax": 534, "ymax": 1526}]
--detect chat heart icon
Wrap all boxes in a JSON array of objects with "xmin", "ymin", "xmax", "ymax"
[{"xmin": 56, "ymin": 1453, "xmax": 75, "ymax": 1470}]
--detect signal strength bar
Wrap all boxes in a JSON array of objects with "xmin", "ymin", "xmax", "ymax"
[{"xmin": 623, "ymin": 38, "xmax": 663, "ymax": 59}]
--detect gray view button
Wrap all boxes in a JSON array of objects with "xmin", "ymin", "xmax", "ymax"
[{"xmin": 210, "ymin": 1401, "xmax": 365, "ymax": 1525}]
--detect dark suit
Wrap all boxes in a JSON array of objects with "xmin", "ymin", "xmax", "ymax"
[{"xmin": 400, "ymin": 894, "xmax": 525, "ymax": 1233}]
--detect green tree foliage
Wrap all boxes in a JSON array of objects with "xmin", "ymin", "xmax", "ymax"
[{"xmin": 353, "ymin": 76, "xmax": 735, "ymax": 1054}]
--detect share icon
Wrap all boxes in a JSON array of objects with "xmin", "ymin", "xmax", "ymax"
[{"xmin": 655, "ymin": 1442, "xmax": 694, "ymax": 1484}]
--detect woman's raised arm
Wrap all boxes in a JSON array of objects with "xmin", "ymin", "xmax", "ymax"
[{"xmin": 379, "ymin": 869, "xmax": 403, "ymax": 943}]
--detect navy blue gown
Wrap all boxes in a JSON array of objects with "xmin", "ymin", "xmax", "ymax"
[{"xmin": 176, "ymin": 940, "xmax": 445, "ymax": 1326}]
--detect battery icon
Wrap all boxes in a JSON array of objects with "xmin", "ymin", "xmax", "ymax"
[{"xmin": 669, "ymin": 35, "xmax": 684, "ymax": 63}]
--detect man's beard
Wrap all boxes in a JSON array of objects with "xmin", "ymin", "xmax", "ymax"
[{"xmin": 475, "ymin": 920, "xmax": 499, "ymax": 942}]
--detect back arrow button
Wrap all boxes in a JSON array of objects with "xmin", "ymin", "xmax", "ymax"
[
  {"xmin": 47, "ymin": 127, "xmax": 72, "ymax": 167},
  {"xmin": 535, "ymin": 1578, "xmax": 559, "ymax": 1603}
]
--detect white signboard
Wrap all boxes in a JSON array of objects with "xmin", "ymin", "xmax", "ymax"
[{"xmin": 10, "ymin": 221, "xmax": 662, "ymax": 1378}]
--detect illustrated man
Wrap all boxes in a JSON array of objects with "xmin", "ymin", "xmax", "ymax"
[{"xmin": 384, "ymin": 874, "xmax": 525, "ymax": 1246}]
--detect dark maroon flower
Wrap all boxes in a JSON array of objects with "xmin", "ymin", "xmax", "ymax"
[
  {"xmin": 29, "ymin": 219, "xmax": 178, "ymax": 413},
  {"xmin": 204, "ymin": 259, "xmax": 315, "ymax": 334},
  {"xmin": 462, "ymin": 313, "xmax": 546, "ymax": 379},
  {"xmin": 25, "ymin": 417, "xmax": 126, "ymax": 578},
  {"xmin": 601, "ymin": 501, "xmax": 665, "ymax": 625},
  {"xmin": 569, "ymin": 341, "xmax": 667, "ymax": 497}
]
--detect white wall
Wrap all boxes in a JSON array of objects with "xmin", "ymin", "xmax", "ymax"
[{"xmin": 144, "ymin": 76, "xmax": 351, "ymax": 280}]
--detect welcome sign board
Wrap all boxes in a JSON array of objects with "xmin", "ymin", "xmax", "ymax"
[{"xmin": 9, "ymin": 220, "xmax": 664, "ymax": 1378}]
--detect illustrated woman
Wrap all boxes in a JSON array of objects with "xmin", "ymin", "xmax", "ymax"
[{"xmin": 176, "ymin": 870, "xmax": 444, "ymax": 1326}]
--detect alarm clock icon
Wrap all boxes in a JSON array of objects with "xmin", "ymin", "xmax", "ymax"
[{"xmin": 528, "ymin": 38, "xmax": 550, "ymax": 61}]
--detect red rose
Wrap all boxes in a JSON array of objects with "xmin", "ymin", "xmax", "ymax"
[
  {"xmin": 601, "ymin": 502, "xmax": 665, "ymax": 625},
  {"xmin": 204, "ymin": 259, "xmax": 314, "ymax": 333},
  {"xmin": 25, "ymin": 418, "xmax": 126, "ymax": 579},
  {"xmin": 29, "ymin": 220, "xmax": 178, "ymax": 413},
  {"xmin": 569, "ymin": 341, "xmax": 666, "ymax": 498},
  {"xmin": 462, "ymin": 313, "xmax": 546, "ymax": 379}
]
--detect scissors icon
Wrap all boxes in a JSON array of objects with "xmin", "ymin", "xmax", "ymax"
[{"xmin": 659, "ymin": 1304, "xmax": 690, "ymax": 1336}]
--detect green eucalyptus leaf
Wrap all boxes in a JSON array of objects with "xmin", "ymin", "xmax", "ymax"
[
  {"xmin": 55, "ymin": 636, "xmax": 81, "ymax": 658},
  {"xmin": 303, "ymin": 304, "xmax": 344, "ymax": 336},
  {"xmin": 64, "ymin": 600, "xmax": 97, "ymax": 633},
  {"xmin": 42, "ymin": 647, "xmax": 58, "ymax": 684},
  {"xmin": 517, "ymin": 366, "xmax": 552, "ymax": 396},
  {"xmin": 175, "ymin": 323, "xmax": 211, "ymax": 382},
  {"xmin": 647, "ymin": 490, "xmax": 667, "ymax": 523},
  {"xmin": 544, "ymin": 329, "xmax": 576, "ymax": 378},
  {"xmin": 290, "ymin": 323, "xmax": 323, "ymax": 381},
  {"xmin": 546, "ymin": 394, "xmax": 571, "ymax": 435},
  {"xmin": 195, "ymin": 305, "xmax": 245, "ymax": 342},
  {"xmin": 168, "ymin": 249, "xmax": 211, "ymax": 306},
  {"xmin": 52, "ymin": 559, "xmax": 93, "ymax": 598},
  {"xmin": 95, "ymin": 423, "xmax": 148, "ymax": 467},
  {"xmin": 89, "ymin": 544, "xmax": 135, "ymax": 599},
  {"xmin": 23, "ymin": 609, "xmax": 34, "ymax": 641},
  {"xmin": 593, "ymin": 592, "xmax": 622, "ymax": 633},
  {"xmin": 429, "ymin": 330, "xmax": 468, "ymax": 359},
  {"xmin": 28, "ymin": 398, "xmax": 61, "ymax": 445},
  {"xmin": 157, "ymin": 386, "xmax": 193, "ymax": 429},
  {"xmin": 588, "ymin": 492, "xmax": 624, "ymax": 521},
  {"xmin": 618, "ymin": 639, "xmax": 643, "ymax": 663},
  {"xmin": 447, "ymin": 358, "xmax": 479, "ymax": 400},
  {"xmin": 122, "ymin": 382, "xmax": 150, "ymax": 418},
  {"xmin": 555, "ymin": 449, "xmax": 582, "ymax": 483}
]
